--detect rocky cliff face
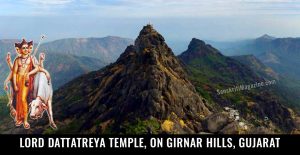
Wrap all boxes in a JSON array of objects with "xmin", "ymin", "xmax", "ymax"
[{"xmin": 54, "ymin": 25, "xmax": 212, "ymax": 134}]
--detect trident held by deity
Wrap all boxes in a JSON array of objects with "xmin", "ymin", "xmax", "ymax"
[{"xmin": 33, "ymin": 34, "xmax": 46, "ymax": 56}]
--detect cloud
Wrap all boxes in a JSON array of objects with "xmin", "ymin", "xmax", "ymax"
[
  {"xmin": 73, "ymin": 0, "xmax": 300, "ymax": 17},
  {"xmin": 1, "ymin": 0, "xmax": 300, "ymax": 17}
]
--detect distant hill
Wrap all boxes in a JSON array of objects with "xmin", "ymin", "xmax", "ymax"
[
  {"xmin": 209, "ymin": 34, "xmax": 277, "ymax": 56},
  {"xmin": 209, "ymin": 36, "xmax": 300, "ymax": 111},
  {"xmin": 0, "ymin": 40, "xmax": 19, "ymax": 54},
  {"xmin": 231, "ymin": 54, "xmax": 278, "ymax": 80},
  {"xmin": 256, "ymin": 34, "xmax": 276, "ymax": 41},
  {"xmin": 254, "ymin": 37, "xmax": 300, "ymax": 80},
  {"xmin": 42, "ymin": 53, "xmax": 107, "ymax": 89},
  {"xmin": 40, "ymin": 36, "xmax": 133, "ymax": 63},
  {"xmin": 232, "ymin": 54, "xmax": 300, "ymax": 112},
  {"xmin": 210, "ymin": 35, "xmax": 300, "ymax": 80},
  {"xmin": 178, "ymin": 38, "xmax": 299, "ymax": 133}
]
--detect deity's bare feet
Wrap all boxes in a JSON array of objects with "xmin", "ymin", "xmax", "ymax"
[
  {"xmin": 15, "ymin": 120, "xmax": 23, "ymax": 127},
  {"xmin": 24, "ymin": 122, "xmax": 30, "ymax": 129}
]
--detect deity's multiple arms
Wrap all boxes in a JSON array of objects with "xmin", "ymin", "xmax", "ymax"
[
  {"xmin": 12, "ymin": 58, "xmax": 19, "ymax": 92},
  {"xmin": 6, "ymin": 52, "xmax": 13, "ymax": 70},
  {"xmin": 4, "ymin": 53, "xmax": 13, "ymax": 91}
]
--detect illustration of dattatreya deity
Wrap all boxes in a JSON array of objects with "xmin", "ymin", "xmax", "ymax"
[{"xmin": 3, "ymin": 35, "xmax": 57, "ymax": 130}]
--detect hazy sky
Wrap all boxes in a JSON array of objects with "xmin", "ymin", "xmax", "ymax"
[{"xmin": 1, "ymin": 0, "xmax": 300, "ymax": 48}]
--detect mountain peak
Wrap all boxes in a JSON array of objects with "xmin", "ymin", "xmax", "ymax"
[
  {"xmin": 135, "ymin": 24, "xmax": 166, "ymax": 53},
  {"xmin": 187, "ymin": 38, "xmax": 219, "ymax": 54},
  {"xmin": 257, "ymin": 34, "xmax": 276, "ymax": 40},
  {"xmin": 139, "ymin": 24, "xmax": 156, "ymax": 34},
  {"xmin": 179, "ymin": 38, "xmax": 221, "ymax": 62},
  {"xmin": 189, "ymin": 38, "xmax": 206, "ymax": 47}
]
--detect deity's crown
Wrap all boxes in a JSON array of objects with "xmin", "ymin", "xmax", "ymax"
[{"xmin": 15, "ymin": 38, "xmax": 33, "ymax": 48}]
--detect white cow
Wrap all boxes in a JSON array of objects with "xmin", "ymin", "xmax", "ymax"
[{"xmin": 29, "ymin": 72, "xmax": 57, "ymax": 130}]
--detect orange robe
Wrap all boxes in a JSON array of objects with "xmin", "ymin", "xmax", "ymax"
[{"xmin": 15, "ymin": 57, "xmax": 33, "ymax": 122}]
